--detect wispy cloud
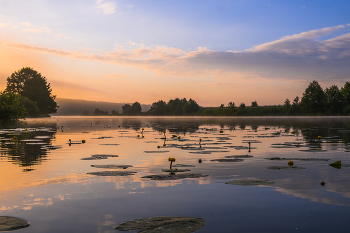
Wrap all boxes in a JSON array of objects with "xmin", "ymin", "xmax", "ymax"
[
  {"xmin": 22, "ymin": 26, "xmax": 51, "ymax": 34},
  {"xmin": 0, "ymin": 22, "xmax": 17, "ymax": 29},
  {"xmin": 96, "ymin": 0, "xmax": 117, "ymax": 15},
  {"xmin": 4, "ymin": 24, "xmax": 350, "ymax": 83}
]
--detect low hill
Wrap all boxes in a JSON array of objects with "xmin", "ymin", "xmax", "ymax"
[{"xmin": 54, "ymin": 98, "xmax": 151, "ymax": 116}]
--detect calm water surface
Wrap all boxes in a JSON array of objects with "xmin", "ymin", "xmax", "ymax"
[{"xmin": 1, "ymin": 116, "xmax": 350, "ymax": 232}]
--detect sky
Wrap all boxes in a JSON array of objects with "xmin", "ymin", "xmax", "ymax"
[{"xmin": 1, "ymin": 0, "xmax": 350, "ymax": 107}]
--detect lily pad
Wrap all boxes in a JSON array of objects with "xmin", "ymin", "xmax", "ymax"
[
  {"xmin": 189, "ymin": 150, "xmax": 228, "ymax": 154},
  {"xmin": 264, "ymin": 157, "xmax": 329, "ymax": 161},
  {"xmin": 161, "ymin": 169, "xmax": 191, "ymax": 172},
  {"xmin": 210, "ymin": 158, "xmax": 244, "ymax": 162},
  {"xmin": 87, "ymin": 171, "xmax": 136, "ymax": 176},
  {"xmin": 0, "ymin": 216, "xmax": 30, "ymax": 231},
  {"xmin": 143, "ymin": 151, "xmax": 170, "ymax": 153},
  {"xmin": 91, "ymin": 164, "xmax": 132, "ymax": 169},
  {"xmin": 115, "ymin": 216, "xmax": 205, "ymax": 233},
  {"xmin": 225, "ymin": 179, "xmax": 275, "ymax": 186},
  {"xmin": 142, "ymin": 173, "xmax": 208, "ymax": 180},
  {"xmin": 41, "ymin": 145, "xmax": 62, "ymax": 150},
  {"xmin": 81, "ymin": 154, "xmax": 118, "ymax": 160},
  {"xmin": 266, "ymin": 166, "xmax": 305, "ymax": 170},
  {"xmin": 225, "ymin": 155, "xmax": 253, "ymax": 158}
]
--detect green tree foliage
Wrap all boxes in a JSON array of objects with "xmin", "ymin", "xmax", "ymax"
[
  {"xmin": 284, "ymin": 98, "xmax": 291, "ymax": 108},
  {"xmin": 0, "ymin": 92, "xmax": 26, "ymax": 125},
  {"xmin": 6, "ymin": 67, "xmax": 58, "ymax": 115},
  {"xmin": 227, "ymin": 102, "xmax": 235, "ymax": 108},
  {"xmin": 122, "ymin": 104, "xmax": 131, "ymax": 115},
  {"xmin": 149, "ymin": 100, "xmax": 167, "ymax": 115},
  {"xmin": 325, "ymin": 85, "xmax": 344, "ymax": 115},
  {"xmin": 341, "ymin": 82, "xmax": 350, "ymax": 107},
  {"xmin": 251, "ymin": 101, "xmax": 258, "ymax": 107},
  {"xmin": 130, "ymin": 102, "xmax": 142, "ymax": 115},
  {"xmin": 239, "ymin": 103, "xmax": 246, "ymax": 108},
  {"xmin": 183, "ymin": 99, "xmax": 200, "ymax": 114},
  {"xmin": 168, "ymin": 98, "xmax": 185, "ymax": 115},
  {"xmin": 19, "ymin": 96, "xmax": 40, "ymax": 117},
  {"xmin": 300, "ymin": 80, "xmax": 325, "ymax": 114},
  {"xmin": 121, "ymin": 102, "xmax": 141, "ymax": 115},
  {"xmin": 111, "ymin": 110, "xmax": 119, "ymax": 115},
  {"xmin": 148, "ymin": 98, "xmax": 199, "ymax": 115}
]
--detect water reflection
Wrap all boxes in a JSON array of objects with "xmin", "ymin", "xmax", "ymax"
[
  {"xmin": 0, "ymin": 124, "xmax": 57, "ymax": 169},
  {"xmin": 1, "ymin": 117, "xmax": 350, "ymax": 232}
]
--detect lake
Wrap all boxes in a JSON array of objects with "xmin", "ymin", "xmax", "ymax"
[{"xmin": 1, "ymin": 116, "xmax": 350, "ymax": 232}]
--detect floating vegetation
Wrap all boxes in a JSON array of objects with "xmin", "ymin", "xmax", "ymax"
[
  {"xmin": 66, "ymin": 141, "xmax": 82, "ymax": 144},
  {"xmin": 224, "ymin": 146, "xmax": 256, "ymax": 150},
  {"xmin": 225, "ymin": 179, "xmax": 275, "ymax": 186},
  {"xmin": 0, "ymin": 216, "xmax": 30, "ymax": 231},
  {"xmin": 91, "ymin": 164, "xmax": 132, "ymax": 169},
  {"xmin": 173, "ymin": 164, "xmax": 196, "ymax": 167},
  {"xmin": 189, "ymin": 150, "xmax": 229, "ymax": 154},
  {"xmin": 115, "ymin": 216, "xmax": 205, "ymax": 233},
  {"xmin": 298, "ymin": 149, "xmax": 327, "ymax": 152},
  {"xmin": 180, "ymin": 147, "xmax": 204, "ymax": 151},
  {"xmin": 201, "ymin": 146, "xmax": 228, "ymax": 150},
  {"xmin": 329, "ymin": 161, "xmax": 342, "ymax": 169},
  {"xmin": 264, "ymin": 157, "xmax": 329, "ymax": 161},
  {"xmin": 266, "ymin": 166, "xmax": 305, "ymax": 170},
  {"xmin": 91, "ymin": 136, "xmax": 114, "ymax": 139},
  {"xmin": 210, "ymin": 158, "xmax": 244, "ymax": 162},
  {"xmin": 225, "ymin": 155, "xmax": 253, "ymax": 158},
  {"xmin": 242, "ymin": 140, "xmax": 261, "ymax": 143},
  {"xmin": 87, "ymin": 171, "xmax": 136, "ymax": 176},
  {"xmin": 99, "ymin": 144, "xmax": 119, "ymax": 146},
  {"xmin": 142, "ymin": 173, "xmax": 208, "ymax": 180},
  {"xmin": 41, "ymin": 145, "xmax": 62, "ymax": 150},
  {"xmin": 143, "ymin": 151, "xmax": 170, "ymax": 153},
  {"xmin": 144, "ymin": 141, "xmax": 158, "ymax": 143},
  {"xmin": 161, "ymin": 169, "xmax": 191, "ymax": 172},
  {"xmin": 216, "ymin": 137, "xmax": 231, "ymax": 140},
  {"xmin": 80, "ymin": 154, "xmax": 118, "ymax": 160}
]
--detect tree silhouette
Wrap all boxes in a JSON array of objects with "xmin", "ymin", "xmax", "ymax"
[
  {"xmin": 300, "ymin": 80, "xmax": 325, "ymax": 114},
  {"xmin": 6, "ymin": 67, "xmax": 58, "ymax": 115}
]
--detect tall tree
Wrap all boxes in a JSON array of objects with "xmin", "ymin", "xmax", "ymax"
[
  {"xmin": 6, "ymin": 67, "xmax": 58, "ymax": 115},
  {"xmin": 149, "ymin": 100, "xmax": 167, "ymax": 115},
  {"xmin": 130, "ymin": 102, "xmax": 142, "ymax": 115},
  {"xmin": 300, "ymin": 80, "xmax": 325, "ymax": 114},
  {"xmin": 325, "ymin": 85, "xmax": 344, "ymax": 115},
  {"xmin": 122, "ymin": 104, "xmax": 131, "ymax": 115},
  {"xmin": 251, "ymin": 101, "xmax": 258, "ymax": 107},
  {"xmin": 341, "ymin": 81, "xmax": 350, "ymax": 106}
]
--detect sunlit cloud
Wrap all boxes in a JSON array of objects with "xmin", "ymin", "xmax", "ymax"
[
  {"xmin": 3, "ymin": 24, "xmax": 350, "ymax": 84},
  {"xmin": 0, "ymin": 22, "xmax": 17, "ymax": 28},
  {"xmin": 96, "ymin": 0, "xmax": 117, "ymax": 15},
  {"xmin": 21, "ymin": 22, "xmax": 31, "ymax": 26},
  {"xmin": 22, "ymin": 26, "xmax": 51, "ymax": 34}
]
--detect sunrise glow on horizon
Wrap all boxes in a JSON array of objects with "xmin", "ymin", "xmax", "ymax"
[{"xmin": 1, "ymin": 0, "xmax": 350, "ymax": 107}]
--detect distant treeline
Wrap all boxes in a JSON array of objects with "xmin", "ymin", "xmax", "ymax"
[
  {"xmin": 80, "ymin": 80, "xmax": 350, "ymax": 116},
  {"xmin": 198, "ymin": 80, "xmax": 350, "ymax": 116}
]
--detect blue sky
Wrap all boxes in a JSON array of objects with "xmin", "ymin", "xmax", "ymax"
[{"xmin": 1, "ymin": 0, "xmax": 350, "ymax": 106}]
